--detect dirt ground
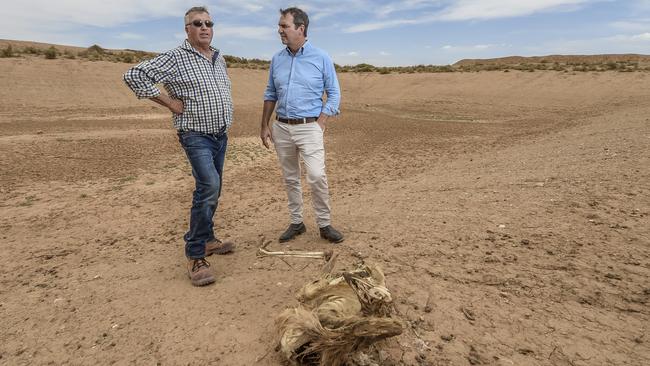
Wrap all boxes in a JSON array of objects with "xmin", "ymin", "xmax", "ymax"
[{"xmin": 1, "ymin": 57, "xmax": 649, "ymax": 366}]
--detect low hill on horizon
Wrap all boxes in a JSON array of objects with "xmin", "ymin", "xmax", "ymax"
[
  {"xmin": 454, "ymin": 54, "xmax": 650, "ymax": 66},
  {"xmin": 0, "ymin": 38, "xmax": 268, "ymax": 69},
  {"xmin": 2, "ymin": 39, "xmax": 649, "ymax": 73},
  {"xmin": 0, "ymin": 39, "xmax": 91, "ymax": 53}
]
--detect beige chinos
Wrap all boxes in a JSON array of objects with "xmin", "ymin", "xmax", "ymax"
[{"xmin": 272, "ymin": 121, "xmax": 331, "ymax": 227}]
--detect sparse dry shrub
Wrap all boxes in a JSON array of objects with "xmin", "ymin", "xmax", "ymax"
[
  {"xmin": 22, "ymin": 46, "xmax": 42, "ymax": 55},
  {"xmin": 0, "ymin": 44, "xmax": 14, "ymax": 58},
  {"xmin": 118, "ymin": 52, "xmax": 134, "ymax": 63},
  {"xmin": 81, "ymin": 44, "xmax": 111, "ymax": 61},
  {"xmin": 63, "ymin": 49, "xmax": 76, "ymax": 59},
  {"xmin": 44, "ymin": 46, "xmax": 58, "ymax": 59},
  {"xmin": 353, "ymin": 63, "xmax": 376, "ymax": 72},
  {"xmin": 552, "ymin": 63, "xmax": 565, "ymax": 71},
  {"xmin": 484, "ymin": 64, "xmax": 506, "ymax": 71}
]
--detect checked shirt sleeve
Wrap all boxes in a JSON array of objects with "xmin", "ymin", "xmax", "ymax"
[{"xmin": 123, "ymin": 52, "xmax": 178, "ymax": 99}]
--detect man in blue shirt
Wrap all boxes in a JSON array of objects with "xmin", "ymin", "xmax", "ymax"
[{"xmin": 260, "ymin": 7, "xmax": 344, "ymax": 243}]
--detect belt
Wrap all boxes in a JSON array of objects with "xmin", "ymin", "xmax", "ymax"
[
  {"xmin": 276, "ymin": 117, "xmax": 318, "ymax": 124},
  {"xmin": 177, "ymin": 129, "xmax": 226, "ymax": 137}
]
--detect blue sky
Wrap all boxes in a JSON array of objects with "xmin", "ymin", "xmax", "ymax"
[{"xmin": 1, "ymin": 1, "xmax": 649, "ymax": 66}]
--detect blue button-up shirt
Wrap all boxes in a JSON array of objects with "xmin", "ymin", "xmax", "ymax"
[{"xmin": 264, "ymin": 41, "xmax": 340, "ymax": 118}]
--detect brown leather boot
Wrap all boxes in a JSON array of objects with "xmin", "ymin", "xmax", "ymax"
[
  {"xmin": 205, "ymin": 238, "xmax": 235, "ymax": 256},
  {"xmin": 187, "ymin": 258, "xmax": 215, "ymax": 286}
]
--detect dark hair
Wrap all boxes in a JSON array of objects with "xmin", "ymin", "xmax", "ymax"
[{"xmin": 280, "ymin": 7, "xmax": 309, "ymax": 37}]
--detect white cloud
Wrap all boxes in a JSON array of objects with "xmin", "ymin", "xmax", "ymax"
[
  {"xmin": 0, "ymin": 0, "xmax": 192, "ymax": 45},
  {"xmin": 530, "ymin": 32, "xmax": 650, "ymax": 55},
  {"xmin": 441, "ymin": 43, "xmax": 509, "ymax": 51},
  {"xmin": 306, "ymin": 0, "xmax": 370, "ymax": 20},
  {"xmin": 116, "ymin": 33, "xmax": 146, "ymax": 40},
  {"xmin": 436, "ymin": 0, "xmax": 590, "ymax": 21},
  {"xmin": 345, "ymin": 0, "xmax": 595, "ymax": 33},
  {"xmin": 610, "ymin": 19, "xmax": 650, "ymax": 32},
  {"xmin": 346, "ymin": 18, "xmax": 423, "ymax": 33},
  {"xmin": 0, "ymin": 0, "xmax": 273, "ymax": 43},
  {"xmin": 212, "ymin": 0, "xmax": 265, "ymax": 13},
  {"xmin": 630, "ymin": 32, "xmax": 650, "ymax": 40},
  {"xmin": 374, "ymin": 0, "xmax": 438, "ymax": 18},
  {"xmin": 214, "ymin": 25, "xmax": 276, "ymax": 40},
  {"xmin": 632, "ymin": 0, "xmax": 650, "ymax": 10},
  {"xmin": 1, "ymin": 0, "xmax": 646, "ymax": 65},
  {"xmin": 1, "ymin": 0, "xmax": 188, "ymax": 28}
]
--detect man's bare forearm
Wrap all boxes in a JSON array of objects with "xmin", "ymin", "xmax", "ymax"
[
  {"xmin": 318, "ymin": 112, "xmax": 329, "ymax": 122},
  {"xmin": 151, "ymin": 94, "xmax": 173, "ymax": 108},
  {"xmin": 261, "ymin": 100, "xmax": 277, "ymax": 127},
  {"xmin": 151, "ymin": 94, "xmax": 183, "ymax": 114}
]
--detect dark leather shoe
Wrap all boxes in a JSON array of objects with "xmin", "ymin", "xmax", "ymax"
[
  {"xmin": 279, "ymin": 222, "xmax": 306, "ymax": 242},
  {"xmin": 319, "ymin": 225, "xmax": 344, "ymax": 243}
]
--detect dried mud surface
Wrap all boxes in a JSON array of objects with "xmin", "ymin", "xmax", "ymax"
[{"xmin": 1, "ymin": 58, "xmax": 649, "ymax": 365}]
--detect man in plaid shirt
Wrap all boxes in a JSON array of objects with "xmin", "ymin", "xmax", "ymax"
[{"xmin": 123, "ymin": 6, "xmax": 234, "ymax": 287}]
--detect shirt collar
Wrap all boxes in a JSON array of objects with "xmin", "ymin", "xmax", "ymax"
[
  {"xmin": 285, "ymin": 40, "xmax": 311, "ymax": 56},
  {"xmin": 181, "ymin": 39, "xmax": 219, "ymax": 58}
]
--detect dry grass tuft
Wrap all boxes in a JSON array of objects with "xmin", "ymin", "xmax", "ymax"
[{"xmin": 276, "ymin": 263, "xmax": 404, "ymax": 366}]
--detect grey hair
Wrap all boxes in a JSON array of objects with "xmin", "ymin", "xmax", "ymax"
[
  {"xmin": 280, "ymin": 7, "xmax": 309, "ymax": 37},
  {"xmin": 184, "ymin": 6, "xmax": 210, "ymax": 25}
]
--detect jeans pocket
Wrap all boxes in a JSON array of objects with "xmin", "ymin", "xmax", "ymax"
[{"xmin": 178, "ymin": 131, "xmax": 205, "ymax": 148}]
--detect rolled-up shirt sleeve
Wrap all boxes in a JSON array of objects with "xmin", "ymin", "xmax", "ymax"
[
  {"xmin": 263, "ymin": 59, "xmax": 277, "ymax": 101},
  {"xmin": 123, "ymin": 52, "xmax": 178, "ymax": 99},
  {"xmin": 321, "ymin": 55, "xmax": 340, "ymax": 116}
]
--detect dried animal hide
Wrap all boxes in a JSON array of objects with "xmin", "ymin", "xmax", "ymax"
[{"xmin": 276, "ymin": 263, "xmax": 404, "ymax": 366}]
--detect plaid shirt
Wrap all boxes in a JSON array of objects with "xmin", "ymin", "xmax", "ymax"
[{"xmin": 123, "ymin": 40, "xmax": 233, "ymax": 134}]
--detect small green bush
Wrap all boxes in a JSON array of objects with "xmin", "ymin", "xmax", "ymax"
[
  {"xmin": 23, "ymin": 46, "xmax": 42, "ymax": 55},
  {"xmin": 118, "ymin": 52, "xmax": 134, "ymax": 63},
  {"xmin": 44, "ymin": 46, "xmax": 58, "ymax": 59},
  {"xmin": 0, "ymin": 44, "xmax": 14, "ymax": 57}
]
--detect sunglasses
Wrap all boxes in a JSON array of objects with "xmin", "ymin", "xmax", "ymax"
[{"xmin": 187, "ymin": 20, "xmax": 214, "ymax": 28}]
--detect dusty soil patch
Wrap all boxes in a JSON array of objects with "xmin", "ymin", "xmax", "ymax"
[{"xmin": 1, "ymin": 58, "xmax": 648, "ymax": 365}]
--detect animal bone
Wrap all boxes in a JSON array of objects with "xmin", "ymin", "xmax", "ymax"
[{"xmin": 257, "ymin": 239, "xmax": 333, "ymax": 261}]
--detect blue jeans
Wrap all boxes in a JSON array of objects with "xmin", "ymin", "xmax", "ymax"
[{"xmin": 178, "ymin": 131, "xmax": 228, "ymax": 259}]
